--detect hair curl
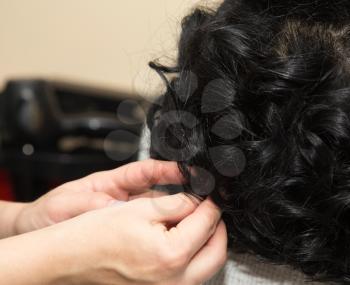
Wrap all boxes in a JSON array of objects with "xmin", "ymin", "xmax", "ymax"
[{"xmin": 147, "ymin": 0, "xmax": 350, "ymax": 283}]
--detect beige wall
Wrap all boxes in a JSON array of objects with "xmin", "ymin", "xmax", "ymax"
[{"xmin": 0, "ymin": 0, "xmax": 207, "ymax": 97}]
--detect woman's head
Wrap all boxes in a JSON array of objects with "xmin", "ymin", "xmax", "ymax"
[{"xmin": 147, "ymin": 0, "xmax": 350, "ymax": 282}]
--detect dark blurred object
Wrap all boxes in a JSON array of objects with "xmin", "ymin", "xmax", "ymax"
[
  {"xmin": 0, "ymin": 79, "xmax": 145, "ymax": 202},
  {"xmin": 0, "ymin": 169, "xmax": 14, "ymax": 201}
]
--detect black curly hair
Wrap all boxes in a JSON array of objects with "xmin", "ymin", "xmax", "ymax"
[{"xmin": 147, "ymin": 0, "xmax": 350, "ymax": 283}]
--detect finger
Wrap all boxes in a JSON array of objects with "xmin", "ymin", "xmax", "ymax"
[
  {"xmin": 169, "ymin": 198, "xmax": 222, "ymax": 258},
  {"xmin": 135, "ymin": 193, "xmax": 200, "ymax": 224},
  {"xmin": 185, "ymin": 221, "xmax": 228, "ymax": 284},
  {"xmin": 129, "ymin": 190, "xmax": 167, "ymax": 200},
  {"xmin": 113, "ymin": 159, "xmax": 186, "ymax": 194},
  {"xmin": 52, "ymin": 191, "xmax": 115, "ymax": 222},
  {"xmin": 76, "ymin": 159, "xmax": 185, "ymax": 198}
]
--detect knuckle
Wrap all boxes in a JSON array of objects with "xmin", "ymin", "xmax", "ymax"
[
  {"xmin": 158, "ymin": 245, "xmax": 189, "ymax": 271},
  {"xmin": 142, "ymin": 161, "xmax": 159, "ymax": 185}
]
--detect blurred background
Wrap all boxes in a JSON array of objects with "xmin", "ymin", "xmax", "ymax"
[
  {"xmin": 0, "ymin": 0, "xmax": 206, "ymax": 94},
  {"xmin": 0, "ymin": 0, "xmax": 205, "ymax": 202}
]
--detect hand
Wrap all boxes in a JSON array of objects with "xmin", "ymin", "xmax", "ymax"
[
  {"xmin": 58, "ymin": 194, "xmax": 227, "ymax": 285},
  {"xmin": 48, "ymin": 195, "xmax": 227, "ymax": 285},
  {"xmin": 14, "ymin": 159, "xmax": 186, "ymax": 235},
  {"xmin": 0, "ymin": 160, "xmax": 227, "ymax": 285}
]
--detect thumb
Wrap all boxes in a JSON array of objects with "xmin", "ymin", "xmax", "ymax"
[
  {"xmin": 54, "ymin": 191, "xmax": 115, "ymax": 221},
  {"xmin": 140, "ymin": 193, "xmax": 200, "ymax": 224}
]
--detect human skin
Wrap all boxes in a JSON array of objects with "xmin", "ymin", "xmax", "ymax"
[{"xmin": 0, "ymin": 160, "xmax": 227, "ymax": 284}]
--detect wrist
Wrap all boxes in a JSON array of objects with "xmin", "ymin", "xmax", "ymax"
[
  {"xmin": 36, "ymin": 224, "xmax": 77, "ymax": 284},
  {"xmin": 39, "ymin": 217, "xmax": 104, "ymax": 285},
  {"xmin": 0, "ymin": 223, "xmax": 74, "ymax": 285}
]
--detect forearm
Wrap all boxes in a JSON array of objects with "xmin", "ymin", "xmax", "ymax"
[
  {"xmin": 0, "ymin": 225, "xmax": 67, "ymax": 285},
  {"xmin": 0, "ymin": 201, "xmax": 27, "ymax": 238}
]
